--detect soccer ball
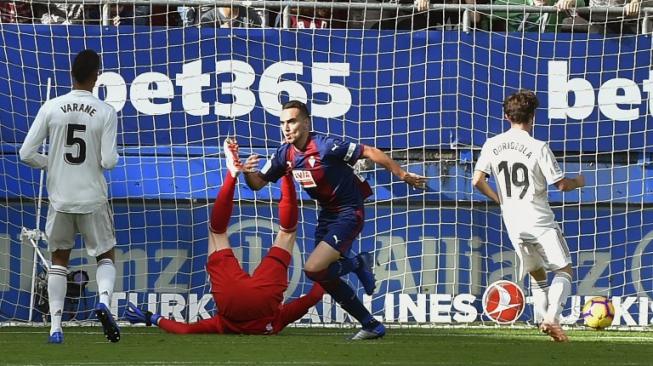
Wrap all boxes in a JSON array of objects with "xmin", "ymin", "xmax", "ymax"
[{"xmin": 581, "ymin": 296, "xmax": 615, "ymax": 329}]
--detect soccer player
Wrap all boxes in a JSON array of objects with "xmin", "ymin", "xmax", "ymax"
[
  {"xmin": 242, "ymin": 100, "xmax": 427, "ymax": 339},
  {"xmin": 125, "ymin": 138, "xmax": 324, "ymax": 334},
  {"xmin": 472, "ymin": 89, "xmax": 585, "ymax": 342},
  {"xmin": 19, "ymin": 49, "xmax": 120, "ymax": 344}
]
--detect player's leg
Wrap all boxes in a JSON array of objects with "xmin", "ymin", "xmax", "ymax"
[
  {"xmin": 304, "ymin": 214, "xmax": 384, "ymax": 340},
  {"xmin": 251, "ymin": 174, "xmax": 297, "ymax": 302},
  {"xmin": 44, "ymin": 207, "xmax": 75, "ymax": 344},
  {"xmin": 528, "ymin": 267, "xmax": 549, "ymax": 324},
  {"xmin": 305, "ymin": 245, "xmax": 384, "ymax": 340},
  {"xmin": 204, "ymin": 139, "xmax": 251, "ymax": 317},
  {"xmin": 94, "ymin": 248, "xmax": 120, "ymax": 343},
  {"xmin": 78, "ymin": 202, "xmax": 120, "ymax": 342},
  {"xmin": 311, "ymin": 210, "xmax": 376, "ymax": 294},
  {"xmin": 536, "ymin": 228, "xmax": 572, "ymax": 342},
  {"xmin": 207, "ymin": 137, "xmax": 242, "ymax": 253}
]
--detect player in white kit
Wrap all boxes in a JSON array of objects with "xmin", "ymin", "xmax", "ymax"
[
  {"xmin": 19, "ymin": 49, "xmax": 121, "ymax": 344},
  {"xmin": 472, "ymin": 90, "xmax": 585, "ymax": 342}
]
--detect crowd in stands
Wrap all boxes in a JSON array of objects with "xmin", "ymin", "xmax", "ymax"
[{"xmin": 0, "ymin": 0, "xmax": 650, "ymax": 34}]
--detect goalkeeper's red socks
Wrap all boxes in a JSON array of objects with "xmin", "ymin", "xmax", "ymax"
[
  {"xmin": 210, "ymin": 173, "xmax": 236, "ymax": 234},
  {"xmin": 278, "ymin": 174, "xmax": 297, "ymax": 232}
]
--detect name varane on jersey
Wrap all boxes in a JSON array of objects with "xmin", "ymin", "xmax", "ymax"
[{"xmin": 19, "ymin": 90, "xmax": 119, "ymax": 213}]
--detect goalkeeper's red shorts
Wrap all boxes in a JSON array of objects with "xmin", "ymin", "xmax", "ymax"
[{"xmin": 206, "ymin": 247, "xmax": 291, "ymax": 322}]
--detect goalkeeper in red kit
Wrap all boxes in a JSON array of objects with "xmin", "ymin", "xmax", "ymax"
[{"xmin": 125, "ymin": 138, "xmax": 324, "ymax": 334}]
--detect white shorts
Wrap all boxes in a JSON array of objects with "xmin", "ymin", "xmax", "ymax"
[
  {"xmin": 45, "ymin": 202, "xmax": 116, "ymax": 257},
  {"xmin": 508, "ymin": 226, "xmax": 572, "ymax": 280}
]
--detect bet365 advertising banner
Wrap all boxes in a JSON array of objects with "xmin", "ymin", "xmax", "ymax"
[{"xmin": 1, "ymin": 26, "xmax": 652, "ymax": 325}]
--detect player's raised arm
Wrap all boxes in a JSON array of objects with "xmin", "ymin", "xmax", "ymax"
[{"xmin": 361, "ymin": 145, "xmax": 427, "ymax": 189}]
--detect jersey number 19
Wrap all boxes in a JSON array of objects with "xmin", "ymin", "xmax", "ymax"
[{"xmin": 497, "ymin": 161, "xmax": 530, "ymax": 199}]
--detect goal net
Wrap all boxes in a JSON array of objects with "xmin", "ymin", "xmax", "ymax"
[{"xmin": 0, "ymin": 2, "xmax": 651, "ymax": 328}]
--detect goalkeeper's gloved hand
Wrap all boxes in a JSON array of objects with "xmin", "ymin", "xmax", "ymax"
[{"xmin": 125, "ymin": 302, "xmax": 160, "ymax": 326}]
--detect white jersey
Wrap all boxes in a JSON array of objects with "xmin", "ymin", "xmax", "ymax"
[
  {"xmin": 474, "ymin": 128, "xmax": 564, "ymax": 235},
  {"xmin": 19, "ymin": 89, "xmax": 119, "ymax": 213}
]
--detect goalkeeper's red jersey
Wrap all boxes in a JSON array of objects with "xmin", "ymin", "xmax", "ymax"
[
  {"xmin": 156, "ymin": 284, "xmax": 323, "ymax": 335},
  {"xmin": 156, "ymin": 247, "xmax": 323, "ymax": 335}
]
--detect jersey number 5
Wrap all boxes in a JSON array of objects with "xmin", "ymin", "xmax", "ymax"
[
  {"xmin": 64, "ymin": 123, "xmax": 87, "ymax": 164},
  {"xmin": 497, "ymin": 161, "xmax": 530, "ymax": 199}
]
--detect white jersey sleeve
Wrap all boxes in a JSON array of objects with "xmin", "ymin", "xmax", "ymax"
[
  {"xmin": 474, "ymin": 142, "xmax": 492, "ymax": 175},
  {"xmin": 101, "ymin": 107, "xmax": 119, "ymax": 169},
  {"xmin": 19, "ymin": 105, "xmax": 50, "ymax": 170},
  {"xmin": 537, "ymin": 143, "xmax": 564, "ymax": 185}
]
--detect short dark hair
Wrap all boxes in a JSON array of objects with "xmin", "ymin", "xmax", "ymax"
[
  {"xmin": 282, "ymin": 100, "xmax": 310, "ymax": 120},
  {"xmin": 503, "ymin": 89, "xmax": 539, "ymax": 124},
  {"xmin": 72, "ymin": 49, "xmax": 100, "ymax": 84}
]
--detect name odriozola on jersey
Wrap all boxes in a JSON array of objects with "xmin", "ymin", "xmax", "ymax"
[{"xmin": 474, "ymin": 129, "xmax": 564, "ymax": 236}]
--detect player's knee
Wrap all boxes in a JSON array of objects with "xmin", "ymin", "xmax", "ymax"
[
  {"xmin": 304, "ymin": 268, "xmax": 328, "ymax": 282},
  {"xmin": 554, "ymin": 266, "xmax": 573, "ymax": 279}
]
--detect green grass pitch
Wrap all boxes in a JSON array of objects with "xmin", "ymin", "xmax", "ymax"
[{"xmin": 1, "ymin": 327, "xmax": 652, "ymax": 365}]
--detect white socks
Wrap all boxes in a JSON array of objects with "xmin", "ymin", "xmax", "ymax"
[
  {"xmin": 96, "ymin": 258, "xmax": 116, "ymax": 307},
  {"xmin": 48, "ymin": 265, "xmax": 68, "ymax": 335},
  {"xmin": 530, "ymin": 277, "xmax": 549, "ymax": 323},
  {"xmin": 546, "ymin": 272, "xmax": 572, "ymax": 324}
]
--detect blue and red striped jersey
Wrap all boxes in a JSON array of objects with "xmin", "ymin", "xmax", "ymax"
[{"xmin": 261, "ymin": 133, "xmax": 372, "ymax": 211}]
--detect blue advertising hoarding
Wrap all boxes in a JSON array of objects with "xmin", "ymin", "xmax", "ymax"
[{"xmin": 1, "ymin": 26, "xmax": 653, "ymax": 325}]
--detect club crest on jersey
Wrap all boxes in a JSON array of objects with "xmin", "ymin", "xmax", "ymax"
[
  {"xmin": 292, "ymin": 170, "xmax": 317, "ymax": 188},
  {"xmin": 481, "ymin": 280, "xmax": 525, "ymax": 324},
  {"xmin": 308, "ymin": 156, "xmax": 316, "ymax": 167}
]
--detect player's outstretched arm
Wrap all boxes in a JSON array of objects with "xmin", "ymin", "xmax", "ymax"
[
  {"xmin": 472, "ymin": 170, "xmax": 501, "ymax": 204},
  {"xmin": 554, "ymin": 175, "xmax": 585, "ymax": 192},
  {"xmin": 243, "ymin": 154, "xmax": 269, "ymax": 191},
  {"xmin": 361, "ymin": 145, "xmax": 427, "ymax": 189},
  {"xmin": 125, "ymin": 302, "xmax": 220, "ymax": 334}
]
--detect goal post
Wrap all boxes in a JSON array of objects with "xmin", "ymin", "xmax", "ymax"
[{"xmin": 1, "ymin": 4, "xmax": 652, "ymax": 328}]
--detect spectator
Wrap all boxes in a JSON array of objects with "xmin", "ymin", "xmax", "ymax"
[
  {"xmin": 200, "ymin": 5, "xmax": 263, "ymax": 27},
  {"xmin": 560, "ymin": 0, "xmax": 651, "ymax": 34},
  {"xmin": 0, "ymin": 1, "xmax": 32, "ymax": 23},
  {"xmin": 107, "ymin": 4, "xmax": 134, "ymax": 26},
  {"xmin": 134, "ymin": 5, "xmax": 182, "ymax": 26},
  {"xmin": 390, "ymin": 0, "xmax": 484, "ymax": 30},
  {"xmin": 32, "ymin": 3, "xmax": 95, "ymax": 24},
  {"xmin": 277, "ymin": 1, "xmax": 347, "ymax": 28},
  {"xmin": 347, "ymin": 0, "xmax": 387, "ymax": 29},
  {"xmin": 489, "ymin": 0, "xmax": 583, "ymax": 32}
]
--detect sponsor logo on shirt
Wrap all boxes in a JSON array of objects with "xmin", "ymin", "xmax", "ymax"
[{"xmin": 292, "ymin": 170, "xmax": 317, "ymax": 188}]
